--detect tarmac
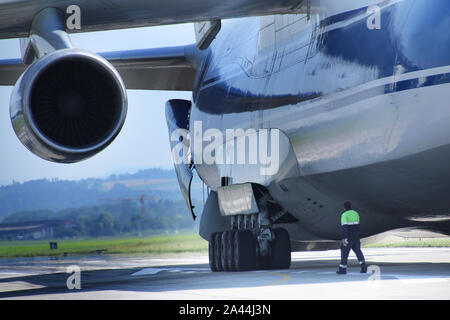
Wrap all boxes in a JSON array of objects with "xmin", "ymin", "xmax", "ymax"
[{"xmin": 0, "ymin": 247, "xmax": 449, "ymax": 300}]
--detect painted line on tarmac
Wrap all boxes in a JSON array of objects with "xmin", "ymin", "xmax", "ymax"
[
  {"xmin": 266, "ymin": 272, "xmax": 291, "ymax": 286},
  {"xmin": 0, "ymin": 281, "xmax": 46, "ymax": 293},
  {"xmin": 131, "ymin": 267, "xmax": 210, "ymax": 276}
]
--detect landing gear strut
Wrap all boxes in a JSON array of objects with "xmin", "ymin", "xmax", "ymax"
[{"xmin": 208, "ymin": 227, "xmax": 291, "ymax": 272}]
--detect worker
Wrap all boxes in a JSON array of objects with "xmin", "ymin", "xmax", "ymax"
[{"xmin": 336, "ymin": 201, "xmax": 368, "ymax": 274}]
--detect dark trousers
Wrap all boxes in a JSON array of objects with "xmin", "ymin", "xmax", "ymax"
[{"xmin": 340, "ymin": 239, "xmax": 365, "ymax": 267}]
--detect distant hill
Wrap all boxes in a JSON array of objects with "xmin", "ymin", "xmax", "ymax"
[
  {"xmin": 0, "ymin": 168, "xmax": 204, "ymax": 221},
  {"xmin": 1, "ymin": 200, "xmax": 196, "ymax": 238}
]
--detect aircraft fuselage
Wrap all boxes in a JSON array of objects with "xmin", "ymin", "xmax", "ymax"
[{"xmin": 190, "ymin": 0, "xmax": 450, "ymax": 241}]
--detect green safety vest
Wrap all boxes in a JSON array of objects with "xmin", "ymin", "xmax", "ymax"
[{"xmin": 341, "ymin": 210, "xmax": 360, "ymax": 225}]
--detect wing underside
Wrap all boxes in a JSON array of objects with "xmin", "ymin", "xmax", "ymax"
[
  {"xmin": 100, "ymin": 45, "xmax": 196, "ymax": 91},
  {"xmin": 0, "ymin": 59, "xmax": 25, "ymax": 87},
  {"xmin": 0, "ymin": 45, "xmax": 196, "ymax": 91},
  {"xmin": 0, "ymin": 0, "xmax": 307, "ymax": 40},
  {"xmin": 0, "ymin": 0, "xmax": 314, "ymax": 90}
]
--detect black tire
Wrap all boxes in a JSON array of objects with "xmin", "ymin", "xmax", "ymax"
[
  {"xmin": 234, "ymin": 230, "xmax": 256, "ymax": 271},
  {"xmin": 214, "ymin": 232, "xmax": 223, "ymax": 271},
  {"xmin": 268, "ymin": 228, "xmax": 291, "ymax": 270},
  {"xmin": 209, "ymin": 232, "xmax": 218, "ymax": 272},
  {"xmin": 227, "ymin": 230, "xmax": 236, "ymax": 272},
  {"xmin": 221, "ymin": 231, "xmax": 230, "ymax": 271}
]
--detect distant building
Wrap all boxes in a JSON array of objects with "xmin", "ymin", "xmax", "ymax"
[{"xmin": 0, "ymin": 220, "xmax": 75, "ymax": 240}]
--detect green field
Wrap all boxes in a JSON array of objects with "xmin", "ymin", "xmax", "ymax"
[
  {"xmin": 0, "ymin": 233, "xmax": 208, "ymax": 258},
  {"xmin": 364, "ymin": 238, "xmax": 450, "ymax": 248},
  {"xmin": 1, "ymin": 234, "xmax": 449, "ymax": 259}
]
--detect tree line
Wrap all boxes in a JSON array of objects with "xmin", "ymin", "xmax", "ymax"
[{"xmin": 1, "ymin": 200, "xmax": 198, "ymax": 239}]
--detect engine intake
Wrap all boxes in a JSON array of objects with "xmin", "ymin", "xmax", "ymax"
[{"xmin": 10, "ymin": 49, "xmax": 128, "ymax": 163}]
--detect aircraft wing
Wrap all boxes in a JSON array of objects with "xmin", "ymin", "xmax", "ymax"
[
  {"xmin": 0, "ymin": 45, "xmax": 196, "ymax": 90},
  {"xmin": 0, "ymin": 0, "xmax": 315, "ymax": 90},
  {"xmin": 0, "ymin": 0, "xmax": 307, "ymax": 40},
  {"xmin": 0, "ymin": 58, "xmax": 25, "ymax": 87},
  {"xmin": 100, "ymin": 45, "xmax": 196, "ymax": 91}
]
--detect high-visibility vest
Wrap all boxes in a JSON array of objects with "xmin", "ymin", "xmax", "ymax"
[{"xmin": 341, "ymin": 210, "xmax": 360, "ymax": 225}]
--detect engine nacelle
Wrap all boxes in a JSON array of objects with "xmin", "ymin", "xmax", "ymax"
[{"xmin": 10, "ymin": 49, "xmax": 128, "ymax": 163}]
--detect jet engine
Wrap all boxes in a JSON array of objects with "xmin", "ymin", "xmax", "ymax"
[{"xmin": 10, "ymin": 48, "xmax": 128, "ymax": 163}]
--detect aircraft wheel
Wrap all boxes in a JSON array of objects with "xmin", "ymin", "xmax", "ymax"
[
  {"xmin": 268, "ymin": 228, "xmax": 291, "ymax": 269},
  {"xmin": 234, "ymin": 230, "xmax": 256, "ymax": 271},
  {"xmin": 227, "ymin": 230, "xmax": 236, "ymax": 271},
  {"xmin": 214, "ymin": 232, "xmax": 223, "ymax": 271},
  {"xmin": 221, "ymin": 231, "xmax": 230, "ymax": 271},
  {"xmin": 209, "ymin": 232, "xmax": 218, "ymax": 272}
]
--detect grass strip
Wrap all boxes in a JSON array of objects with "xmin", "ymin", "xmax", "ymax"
[
  {"xmin": 1, "ymin": 235, "xmax": 448, "ymax": 258},
  {"xmin": 364, "ymin": 238, "xmax": 450, "ymax": 248},
  {"xmin": 0, "ymin": 233, "xmax": 208, "ymax": 258}
]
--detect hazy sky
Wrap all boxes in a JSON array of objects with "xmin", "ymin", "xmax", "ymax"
[{"xmin": 0, "ymin": 24, "xmax": 195, "ymax": 184}]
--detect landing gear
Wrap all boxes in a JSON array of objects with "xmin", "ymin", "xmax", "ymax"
[
  {"xmin": 268, "ymin": 228, "xmax": 291, "ymax": 269},
  {"xmin": 209, "ymin": 227, "xmax": 291, "ymax": 272},
  {"xmin": 208, "ymin": 184, "xmax": 293, "ymax": 272},
  {"xmin": 208, "ymin": 233, "xmax": 217, "ymax": 272},
  {"xmin": 221, "ymin": 231, "xmax": 236, "ymax": 271},
  {"xmin": 234, "ymin": 230, "xmax": 256, "ymax": 271},
  {"xmin": 214, "ymin": 232, "xmax": 223, "ymax": 271}
]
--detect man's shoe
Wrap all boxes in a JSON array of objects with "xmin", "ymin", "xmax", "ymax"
[
  {"xmin": 360, "ymin": 263, "xmax": 368, "ymax": 273},
  {"xmin": 336, "ymin": 267, "xmax": 347, "ymax": 275}
]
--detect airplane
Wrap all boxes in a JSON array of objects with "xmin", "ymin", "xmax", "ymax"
[{"xmin": 1, "ymin": 0, "xmax": 449, "ymax": 272}]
